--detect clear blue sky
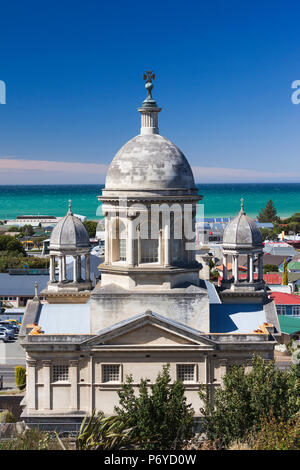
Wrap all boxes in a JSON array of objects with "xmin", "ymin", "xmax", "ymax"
[{"xmin": 0, "ymin": 0, "xmax": 300, "ymax": 184}]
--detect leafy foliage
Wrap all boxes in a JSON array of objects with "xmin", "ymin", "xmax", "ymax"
[
  {"xmin": 263, "ymin": 264, "xmax": 278, "ymax": 274},
  {"xmin": 0, "ymin": 235, "xmax": 26, "ymax": 255},
  {"xmin": 114, "ymin": 364, "xmax": 194, "ymax": 450},
  {"xmin": 75, "ymin": 410, "xmax": 137, "ymax": 450},
  {"xmin": 199, "ymin": 355, "xmax": 300, "ymax": 448},
  {"xmin": 15, "ymin": 366, "xmax": 26, "ymax": 391},
  {"xmin": 249, "ymin": 411, "xmax": 300, "ymax": 450},
  {"xmin": 83, "ymin": 220, "xmax": 97, "ymax": 238},
  {"xmin": 257, "ymin": 200, "xmax": 279, "ymax": 223}
]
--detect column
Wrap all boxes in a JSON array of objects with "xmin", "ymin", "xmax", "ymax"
[
  {"xmin": 42, "ymin": 360, "xmax": 51, "ymax": 410},
  {"xmin": 158, "ymin": 229, "xmax": 163, "ymax": 265},
  {"xmin": 247, "ymin": 254, "xmax": 251, "ymax": 282},
  {"xmin": 85, "ymin": 253, "xmax": 91, "ymax": 282},
  {"xmin": 223, "ymin": 254, "xmax": 228, "ymax": 281},
  {"xmin": 258, "ymin": 253, "xmax": 263, "ymax": 281},
  {"xmin": 50, "ymin": 255, "xmax": 55, "ymax": 282},
  {"xmin": 127, "ymin": 217, "xmax": 134, "ymax": 267},
  {"xmin": 104, "ymin": 214, "xmax": 109, "ymax": 264},
  {"xmin": 73, "ymin": 255, "xmax": 78, "ymax": 283},
  {"xmin": 27, "ymin": 359, "xmax": 37, "ymax": 410},
  {"xmin": 77, "ymin": 256, "xmax": 82, "ymax": 281},
  {"xmin": 89, "ymin": 355, "xmax": 94, "ymax": 415},
  {"xmin": 69, "ymin": 360, "xmax": 78, "ymax": 411},
  {"xmin": 249, "ymin": 254, "xmax": 254, "ymax": 283},
  {"xmin": 164, "ymin": 223, "xmax": 170, "ymax": 267},
  {"xmin": 137, "ymin": 226, "xmax": 141, "ymax": 265},
  {"xmin": 233, "ymin": 255, "xmax": 239, "ymax": 282},
  {"xmin": 61, "ymin": 256, "xmax": 67, "ymax": 281},
  {"xmin": 58, "ymin": 255, "xmax": 63, "ymax": 283}
]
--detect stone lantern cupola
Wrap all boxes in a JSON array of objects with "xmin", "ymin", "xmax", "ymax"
[
  {"xmin": 42, "ymin": 201, "xmax": 92, "ymax": 303},
  {"xmin": 220, "ymin": 199, "xmax": 265, "ymax": 302}
]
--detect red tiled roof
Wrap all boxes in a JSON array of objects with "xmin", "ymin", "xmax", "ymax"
[
  {"xmin": 270, "ymin": 292, "xmax": 300, "ymax": 305},
  {"xmin": 216, "ymin": 263, "xmax": 247, "ymax": 272},
  {"xmin": 237, "ymin": 273, "xmax": 282, "ymax": 284}
]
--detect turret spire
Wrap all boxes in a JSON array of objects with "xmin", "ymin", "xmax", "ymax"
[{"xmin": 138, "ymin": 71, "xmax": 161, "ymax": 135}]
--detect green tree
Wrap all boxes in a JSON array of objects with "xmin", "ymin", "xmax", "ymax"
[
  {"xmin": 263, "ymin": 264, "xmax": 278, "ymax": 274},
  {"xmin": 199, "ymin": 355, "xmax": 300, "ymax": 448},
  {"xmin": 282, "ymin": 258, "xmax": 288, "ymax": 285},
  {"xmin": 114, "ymin": 364, "xmax": 194, "ymax": 450},
  {"xmin": 20, "ymin": 224, "xmax": 34, "ymax": 237},
  {"xmin": 15, "ymin": 366, "xmax": 26, "ymax": 391},
  {"xmin": 257, "ymin": 200, "xmax": 279, "ymax": 223},
  {"xmin": 83, "ymin": 220, "xmax": 97, "ymax": 238},
  {"xmin": 0, "ymin": 235, "xmax": 26, "ymax": 255}
]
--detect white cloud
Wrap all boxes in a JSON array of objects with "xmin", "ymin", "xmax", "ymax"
[{"xmin": 0, "ymin": 157, "xmax": 298, "ymax": 184}]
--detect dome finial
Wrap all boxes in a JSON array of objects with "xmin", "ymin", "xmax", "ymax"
[
  {"xmin": 68, "ymin": 199, "xmax": 73, "ymax": 215},
  {"xmin": 141, "ymin": 71, "xmax": 158, "ymax": 108},
  {"xmin": 240, "ymin": 198, "xmax": 245, "ymax": 214}
]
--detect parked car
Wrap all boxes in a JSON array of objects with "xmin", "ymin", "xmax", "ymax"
[
  {"xmin": 0, "ymin": 321, "xmax": 19, "ymax": 334},
  {"xmin": 0, "ymin": 324, "xmax": 15, "ymax": 340},
  {"xmin": 0, "ymin": 328, "xmax": 10, "ymax": 342}
]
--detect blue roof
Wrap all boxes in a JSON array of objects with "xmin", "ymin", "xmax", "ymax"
[
  {"xmin": 38, "ymin": 302, "xmax": 91, "ymax": 334},
  {"xmin": 210, "ymin": 304, "xmax": 266, "ymax": 333},
  {"xmin": 0, "ymin": 274, "xmax": 48, "ymax": 296}
]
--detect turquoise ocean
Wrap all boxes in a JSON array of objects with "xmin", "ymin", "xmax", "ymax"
[{"xmin": 0, "ymin": 184, "xmax": 299, "ymax": 220}]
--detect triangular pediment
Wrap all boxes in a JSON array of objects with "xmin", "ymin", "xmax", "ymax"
[
  {"xmin": 106, "ymin": 323, "xmax": 197, "ymax": 345},
  {"xmin": 81, "ymin": 311, "xmax": 217, "ymax": 349}
]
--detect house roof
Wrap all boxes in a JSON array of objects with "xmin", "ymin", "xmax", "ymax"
[
  {"xmin": 37, "ymin": 302, "xmax": 91, "ymax": 334},
  {"xmin": 270, "ymin": 291, "xmax": 300, "ymax": 305},
  {"xmin": 0, "ymin": 274, "xmax": 48, "ymax": 296},
  {"xmin": 278, "ymin": 314, "xmax": 300, "ymax": 335},
  {"xmin": 288, "ymin": 272, "xmax": 300, "ymax": 283},
  {"xmin": 287, "ymin": 261, "xmax": 300, "ymax": 271},
  {"xmin": 210, "ymin": 303, "xmax": 266, "ymax": 334},
  {"xmin": 216, "ymin": 263, "xmax": 247, "ymax": 272},
  {"xmin": 254, "ymin": 255, "xmax": 287, "ymax": 267},
  {"xmin": 237, "ymin": 273, "xmax": 282, "ymax": 284}
]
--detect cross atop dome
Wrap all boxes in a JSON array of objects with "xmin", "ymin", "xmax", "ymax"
[{"xmin": 140, "ymin": 70, "xmax": 159, "ymax": 109}]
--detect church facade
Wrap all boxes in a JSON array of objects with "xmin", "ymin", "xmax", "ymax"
[{"xmin": 20, "ymin": 74, "xmax": 280, "ymax": 429}]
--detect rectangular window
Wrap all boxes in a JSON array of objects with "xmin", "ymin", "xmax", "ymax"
[
  {"xmin": 177, "ymin": 364, "xmax": 196, "ymax": 383},
  {"xmin": 292, "ymin": 306, "xmax": 300, "ymax": 317},
  {"xmin": 119, "ymin": 239, "xmax": 127, "ymax": 261},
  {"xmin": 141, "ymin": 239, "xmax": 158, "ymax": 263},
  {"xmin": 276, "ymin": 306, "xmax": 286, "ymax": 315},
  {"xmin": 102, "ymin": 364, "xmax": 120, "ymax": 383},
  {"xmin": 52, "ymin": 365, "xmax": 69, "ymax": 382}
]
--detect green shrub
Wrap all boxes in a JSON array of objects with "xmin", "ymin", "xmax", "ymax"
[
  {"xmin": 15, "ymin": 366, "xmax": 26, "ymax": 391},
  {"xmin": 0, "ymin": 410, "xmax": 16, "ymax": 423},
  {"xmin": 199, "ymin": 355, "xmax": 300, "ymax": 448},
  {"xmin": 114, "ymin": 364, "xmax": 194, "ymax": 450}
]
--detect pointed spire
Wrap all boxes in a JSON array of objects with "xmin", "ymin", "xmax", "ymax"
[{"xmin": 138, "ymin": 71, "xmax": 162, "ymax": 135}]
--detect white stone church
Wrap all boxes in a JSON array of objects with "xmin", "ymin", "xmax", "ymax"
[{"xmin": 20, "ymin": 74, "xmax": 280, "ymax": 430}]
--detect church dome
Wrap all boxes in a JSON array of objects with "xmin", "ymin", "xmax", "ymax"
[
  {"xmin": 104, "ymin": 72, "xmax": 196, "ymax": 193},
  {"xmin": 223, "ymin": 201, "xmax": 262, "ymax": 248},
  {"xmin": 105, "ymin": 133, "xmax": 195, "ymax": 191},
  {"xmin": 50, "ymin": 201, "xmax": 90, "ymax": 251}
]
